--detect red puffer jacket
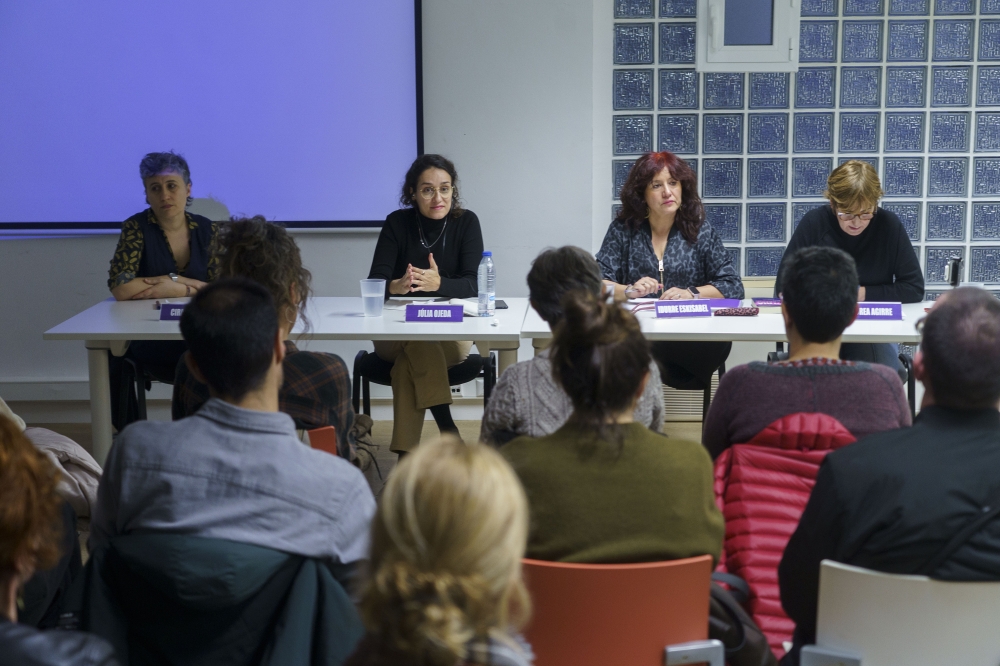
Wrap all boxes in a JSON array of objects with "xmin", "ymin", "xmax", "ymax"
[{"xmin": 713, "ymin": 412, "xmax": 856, "ymax": 659}]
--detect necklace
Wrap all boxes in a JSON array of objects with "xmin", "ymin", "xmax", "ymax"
[{"xmin": 416, "ymin": 212, "xmax": 448, "ymax": 250}]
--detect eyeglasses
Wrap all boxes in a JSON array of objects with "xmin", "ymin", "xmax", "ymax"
[
  {"xmin": 416, "ymin": 185, "xmax": 453, "ymax": 200},
  {"xmin": 836, "ymin": 208, "xmax": 876, "ymax": 223}
]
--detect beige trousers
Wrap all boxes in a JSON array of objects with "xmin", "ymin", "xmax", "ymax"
[{"xmin": 373, "ymin": 340, "xmax": 472, "ymax": 452}]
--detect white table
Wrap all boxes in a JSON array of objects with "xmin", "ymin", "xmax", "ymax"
[
  {"xmin": 44, "ymin": 296, "xmax": 530, "ymax": 463},
  {"xmin": 520, "ymin": 300, "xmax": 927, "ymax": 346}
]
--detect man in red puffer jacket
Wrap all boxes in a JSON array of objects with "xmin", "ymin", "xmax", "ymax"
[{"xmin": 703, "ymin": 246, "xmax": 910, "ymax": 461}]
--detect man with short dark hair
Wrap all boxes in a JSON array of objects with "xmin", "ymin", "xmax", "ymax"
[
  {"xmin": 778, "ymin": 287, "xmax": 1000, "ymax": 665},
  {"xmin": 480, "ymin": 246, "xmax": 663, "ymax": 445},
  {"xmin": 703, "ymin": 246, "xmax": 910, "ymax": 459},
  {"xmin": 91, "ymin": 278, "xmax": 375, "ymax": 564}
]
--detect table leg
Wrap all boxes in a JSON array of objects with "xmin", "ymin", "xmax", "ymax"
[
  {"xmin": 85, "ymin": 341, "xmax": 113, "ymax": 465},
  {"xmin": 497, "ymin": 349, "xmax": 517, "ymax": 376},
  {"xmin": 532, "ymin": 338, "xmax": 550, "ymax": 357}
]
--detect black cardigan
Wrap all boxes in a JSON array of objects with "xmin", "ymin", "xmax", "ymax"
[
  {"xmin": 774, "ymin": 205, "xmax": 924, "ymax": 303},
  {"xmin": 367, "ymin": 208, "xmax": 484, "ymax": 299}
]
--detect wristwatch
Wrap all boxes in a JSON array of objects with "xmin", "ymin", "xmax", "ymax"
[
  {"xmin": 169, "ymin": 273, "xmax": 179, "ymax": 282},
  {"xmin": 688, "ymin": 286, "xmax": 700, "ymax": 297}
]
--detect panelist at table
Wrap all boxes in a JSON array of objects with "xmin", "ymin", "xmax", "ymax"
[
  {"xmin": 105, "ymin": 152, "xmax": 219, "ymax": 425},
  {"xmin": 596, "ymin": 151, "xmax": 744, "ymax": 395},
  {"xmin": 774, "ymin": 160, "xmax": 924, "ymax": 373},
  {"xmin": 367, "ymin": 154, "xmax": 484, "ymax": 454}
]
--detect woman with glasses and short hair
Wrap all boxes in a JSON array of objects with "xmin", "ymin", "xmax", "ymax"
[
  {"xmin": 367, "ymin": 154, "xmax": 484, "ymax": 454},
  {"xmin": 774, "ymin": 160, "xmax": 924, "ymax": 371}
]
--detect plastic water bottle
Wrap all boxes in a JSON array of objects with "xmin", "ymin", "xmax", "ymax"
[{"xmin": 478, "ymin": 251, "xmax": 495, "ymax": 317}]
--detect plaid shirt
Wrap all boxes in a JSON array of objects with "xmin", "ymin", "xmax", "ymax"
[{"xmin": 172, "ymin": 341, "xmax": 354, "ymax": 451}]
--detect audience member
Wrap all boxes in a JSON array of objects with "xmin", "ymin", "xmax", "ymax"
[
  {"xmin": 703, "ymin": 246, "xmax": 910, "ymax": 459},
  {"xmin": 0, "ymin": 415, "xmax": 119, "ymax": 665},
  {"xmin": 779, "ymin": 287, "xmax": 1000, "ymax": 665},
  {"xmin": 346, "ymin": 438, "xmax": 533, "ymax": 666},
  {"xmin": 90, "ymin": 278, "xmax": 375, "ymax": 565},
  {"xmin": 502, "ymin": 291, "xmax": 722, "ymax": 563},
  {"xmin": 481, "ymin": 246, "xmax": 663, "ymax": 445},
  {"xmin": 173, "ymin": 216, "xmax": 355, "ymax": 456}
]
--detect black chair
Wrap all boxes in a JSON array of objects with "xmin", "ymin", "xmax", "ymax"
[
  {"xmin": 116, "ymin": 358, "xmax": 151, "ymax": 431},
  {"xmin": 351, "ymin": 350, "xmax": 497, "ymax": 416},
  {"xmin": 661, "ymin": 362, "xmax": 727, "ymax": 429},
  {"xmin": 769, "ymin": 343, "xmax": 916, "ymax": 420}
]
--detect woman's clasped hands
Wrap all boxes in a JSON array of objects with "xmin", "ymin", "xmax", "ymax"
[{"xmin": 389, "ymin": 253, "xmax": 442, "ymax": 295}]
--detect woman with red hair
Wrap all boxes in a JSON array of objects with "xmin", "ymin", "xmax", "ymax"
[{"xmin": 596, "ymin": 152, "xmax": 742, "ymax": 394}]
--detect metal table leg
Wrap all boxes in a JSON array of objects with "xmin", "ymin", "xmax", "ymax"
[{"xmin": 85, "ymin": 340, "xmax": 113, "ymax": 465}]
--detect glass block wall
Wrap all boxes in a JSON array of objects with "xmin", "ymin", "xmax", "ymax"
[{"xmin": 611, "ymin": 0, "xmax": 1000, "ymax": 297}]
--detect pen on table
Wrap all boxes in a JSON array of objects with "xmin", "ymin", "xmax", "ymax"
[{"xmin": 154, "ymin": 300, "xmax": 160, "ymax": 310}]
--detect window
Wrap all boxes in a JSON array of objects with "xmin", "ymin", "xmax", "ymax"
[{"xmin": 696, "ymin": 0, "xmax": 801, "ymax": 72}]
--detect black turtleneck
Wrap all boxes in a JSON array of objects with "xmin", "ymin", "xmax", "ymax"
[
  {"xmin": 774, "ymin": 204, "xmax": 924, "ymax": 303},
  {"xmin": 367, "ymin": 208, "xmax": 484, "ymax": 299}
]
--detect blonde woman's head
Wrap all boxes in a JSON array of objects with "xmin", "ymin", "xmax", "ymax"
[
  {"xmin": 360, "ymin": 437, "xmax": 530, "ymax": 665},
  {"xmin": 825, "ymin": 160, "xmax": 884, "ymax": 236}
]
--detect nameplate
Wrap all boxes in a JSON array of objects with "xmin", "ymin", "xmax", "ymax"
[
  {"xmin": 752, "ymin": 297, "xmax": 782, "ymax": 307},
  {"xmin": 655, "ymin": 300, "xmax": 712, "ymax": 318},
  {"xmin": 405, "ymin": 304, "xmax": 464, "ymax": 322},
  {"xmin": 706, "ymin": 299, "xmax": 742, "ymax": 309},
  {"xmin": 856, "ymin": 302, "xmax": 903, "ymax": 320},
  {"xmin": 159, "ymin": 304, "xmax": 186, "ymax": 320}
]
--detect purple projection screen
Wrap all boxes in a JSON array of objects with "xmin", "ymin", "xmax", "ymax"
[{"xmin": 0, "ymin": 1, "xmax": 419, "ymax": 228}]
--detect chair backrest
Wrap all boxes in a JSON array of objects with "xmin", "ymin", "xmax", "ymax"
[
  {"xmin": 522, "ymin": 555, "xmax": 712, "ymax": 666},
  {"xmin": 307, "ymin": 426, "xmax": 338, "ymax": 457},
  {"xmin": 813, "ymin": 560, "xmax": 1000, "ymax": 665}
]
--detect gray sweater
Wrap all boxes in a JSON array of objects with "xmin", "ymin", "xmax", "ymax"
[{"xmin": 480, "ymin": 349, "xmax": 664, "ymax": 444}]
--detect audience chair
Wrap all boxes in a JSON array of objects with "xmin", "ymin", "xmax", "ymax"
[
  {"xmin": 306, "ymin": 426, "xmax": 338, "ymax": 457},
  {"xmin": 713, "ymin": 412, "xmax": 856, "ymax": 659},
  {"xmin": 351, "ymin": 350, "xmax": 496, "ymax": 416},
  {"xmin": 801, "ymin": 560, "xmax": 1000, "ymax": 666},
  {"xmin": 522, "ymin": 555, "xmax": 723, "ymax": 666}
]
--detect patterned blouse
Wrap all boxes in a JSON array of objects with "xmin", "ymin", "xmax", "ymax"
[
  {"xmin": 108, "ymin": 209, "xmax": 220, "ymax": 290},
  {"xmin": 595, "ymin": 219, "xmax": 744, "ymax": 299}
]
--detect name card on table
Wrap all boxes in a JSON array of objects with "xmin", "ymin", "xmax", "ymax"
[
  {"xmin": 405, "ymin": 303, "xmax": 464, "ymax": 322},
  {"xmin": 856, "ymin": 302, "xmax": 903, "ymax": 320},
  {"xmin": 655, "ymin": 300, "xmax": 712, "ymax": 318},
  {"xmin": 752, "ymin": 297, "xmax": 782, "ymax": 307},
  {"xmin": 159, "ymin": 303, "xmax": 186, "ymax": 320}
]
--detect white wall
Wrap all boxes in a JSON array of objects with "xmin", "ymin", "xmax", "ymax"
[{"xmin": 1, "ymin": 1, "xmax": 607, "ymax": 420}]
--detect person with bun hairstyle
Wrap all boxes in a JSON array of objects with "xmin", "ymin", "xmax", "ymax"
[
  {"xmin": 597, "ymin": 151, "xmax": 742, "ymax": 397},
  {"xmin": 345, "ymin": 437, "xmax": 533, "ymax": 666},
  {"xmin": 172, "ymin": 216, "xmax": 355, "ymax": 456},
  {"xmin": 0, "ymin": 415, "xmax": 119, "ymax": 665},
  {"xmin": 775, "ymin": 160, "xmax": 923, "ymax": 373},
  {"xmin": 368, "ymin": 154, "xmax": 484, "ymax": 454},
  {"xmin": 501, "ymin": 291, "xmax": 723, "ymax": 563}
]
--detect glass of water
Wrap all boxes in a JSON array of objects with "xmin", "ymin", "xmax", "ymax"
[{"xmin": 360, "ymin": 279, "xmax": 385, "ymax": 317}]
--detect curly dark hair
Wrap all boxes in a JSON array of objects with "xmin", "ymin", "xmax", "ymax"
[
  {"xmin": 0, "ymin": 416, "xmax": 64, "ymax": 581},
  {"xmin": 399, "ymin": 154, "xmax": 465, "ymax": 218},
  {"xmin": 213, "ymin": 216, "xmax": 312, "ymax": 331},
  {"xmin": 617, "ymin": 152, "xmax": 704, "ymax": 243}
]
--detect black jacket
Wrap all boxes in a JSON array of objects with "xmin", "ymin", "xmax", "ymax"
[
  {"xmin": 0, "ymin": 618, "xmax": 118, "ymax": 666},
  {"xmin": 778, "ymin": 406, "xmax": 1000, "ymax": 664},
  {"xmin": 775, "ymin": 205, "xmax": 924, "ymax": 303},
  {"xmin": 62, "ymin": 534, "xmax": 364, "ymax": 666}
]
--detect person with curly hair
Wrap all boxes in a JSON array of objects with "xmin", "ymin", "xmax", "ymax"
[
  {"xmin": 367, "ymin": 154, "xmax": 485, "ymax": 454},
  {"xmin": 596, "ymin": 151, "xmax": 743, "ymax": 395},
  {"xmin": 0, "ymin": 415, "xmax": 119, "ymax": 665},
  {"xmin": 346, "ymin": 437, "xmax": 533, "ymax": 666},
  {"xmin": 171, "ymin": 216, "xmax": 355, "ymax": 456}
]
